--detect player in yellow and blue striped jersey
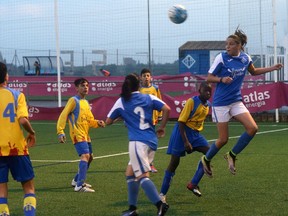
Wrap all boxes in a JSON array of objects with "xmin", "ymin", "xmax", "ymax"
[
  {"xmin": 160, "ymin": 81, "xmax": 212, "ymax": 201},
  {"xmin": 0, "ymin": 62, "xmax": 37, "ymax": 216},
  {"xmin": 57, "ymin": 78, "xmax": 105, "ymax": 192}
]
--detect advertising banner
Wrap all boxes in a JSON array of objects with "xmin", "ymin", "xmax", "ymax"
[
  {"xmin": 27, "ymin": 82, "xmax": 288, "ymax": 121},
  {"xmin": 9, "ymin": 73, "xmax": 264, "ymax": 96}
]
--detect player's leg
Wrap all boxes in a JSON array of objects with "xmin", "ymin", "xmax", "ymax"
[
  {"xmin": 206, "ymin": 122, "xmax": 229, "ymax": 159},
  {"xmin": 160, "ymin": 155, "xmax": 180, "ymax": 200},
  {"xmin": 0, "ymin": 158, "xmax": 9, "ymax": 215},
  {"xmin": 9, "ymin": 156, "xmax": 36, "ymax": 216},
  {"xmin": 225, "ymin": 104, "xmax": 258, "ymax": 174},
  {"xmin": 22, "ymin": 179, "xmax": 36, "ymax": 216},
  {"xmin": 0, "ymin": 183, "xmax": 9, "ymax": 216},
  {"xmin": 202, "ymin": 106, "xmax": 230, "ymax": 177},
  {"xmin": 232, "ymin": 108, "xmax": 258, "ymax": 153},
  {"xmin": 73, "ymin": 142, "xmax": 94, "ymax": 192},
  {"xmin": 121, "ymin": 164, "xmax": 139, "ymax": 216},
  {"xmin": 202, "ymin": 122, "xmax": 229, "ymax": 177},
  {"xmin": 72, "ymin": 143, "xmax": 93, "ymax": 188},
  {"xmin": 75, "ymin": 153, "xmax": 90, "ymax": 188},
  {"xmin": 131, "ymin": 141, "xmax": 169, "ymax": 215},
  {"xmin": 160, "ymin": 122, "xmax": 184, "ymax": 198},
  {"xmin": 187, "ymin": 145, "xmax": 209, "ymax": 197}
]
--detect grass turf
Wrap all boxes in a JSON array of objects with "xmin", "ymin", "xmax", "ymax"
[{"xmin": 6, "ymin": 121, "xmax": 288, "ymax": 216}]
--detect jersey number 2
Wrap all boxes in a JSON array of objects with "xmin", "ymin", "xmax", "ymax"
[
  {"xmin": 3, "ymin": 103, "xmax": 16, "ymax": 122},
  {"xmin": 134, "ymin": 106, "xmax": 149, "ymax": 130}
]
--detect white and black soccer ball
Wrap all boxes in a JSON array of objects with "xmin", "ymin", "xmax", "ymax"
[{"xmin": 168, "ymin": 4, "xmax": 188, "ymax": 24}]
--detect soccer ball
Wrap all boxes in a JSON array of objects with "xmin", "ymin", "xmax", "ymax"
[{"xmin": 168, "ymin": 4, "xmax": 188, "ymax": 24}]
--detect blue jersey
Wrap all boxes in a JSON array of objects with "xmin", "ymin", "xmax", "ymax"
[
  {"xmin": 107, "ymin": 92, "xmax": 165, "ymax": 150},
  {"xmin": 208, "ymin": 52, "xmax": 252, "ymax": 106}
]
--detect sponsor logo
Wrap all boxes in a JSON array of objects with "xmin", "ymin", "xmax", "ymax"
[
  {"xmin": 152, "ymin": 78, "xmax": 163, "ymax": 86},
  {"xmin": 7, "ymin": 80, "xmax": 28, "ymax": 92},
  {"xmin": 91, "ymin": 81, "xmax": 117, "ymax": 92},
  {"xmin": 183, "ymin": 76, "xmax": 197, "ymax": 88},
  {"xmin": 174, "ymin": 99, "xmax": 187, "ymax": 113},
  {"xmin": 28, "ymin": 106, "xmax": 40, "ymax": 118},
  {"xmin": 243, "ymin": 90, "xmax": 270, "ymax": 108},
  {"xmin": 228, "ymin": 67, "xmax": 245, "ymax": 79},
  {"xmin": 46, "ymin": 82, "xmax": 72, "ymax": 93}
]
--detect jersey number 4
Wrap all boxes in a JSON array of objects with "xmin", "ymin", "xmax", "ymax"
[{"xmin": 3, "ymin": 103, "xmax": 16, "ymax": 122}]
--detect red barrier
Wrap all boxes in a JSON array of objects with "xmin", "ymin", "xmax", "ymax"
[
  {"xmin": 8, "ymin": 73, "xmax": 264, "ymax": 96},
  {"xmin": 27, "ymin": 82, "xmax": 288, "ymax": 121}
]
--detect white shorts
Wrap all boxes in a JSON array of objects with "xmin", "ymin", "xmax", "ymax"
[
  {"xmin": 128, "ymin": 141, "xmax": 155, "ymax": 177},
  {"xmin": 212, "ymin": 101, "xmax": 249, "ymax": 123}
]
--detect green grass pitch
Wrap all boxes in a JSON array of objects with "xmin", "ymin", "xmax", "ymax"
[{"xmin": 7, "ymin": 121, "xmax": 288, "ymax": 216}]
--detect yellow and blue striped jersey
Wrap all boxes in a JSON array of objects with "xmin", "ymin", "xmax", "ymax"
[
  {"xmin": 0, "ymin": 87, "xmax": 29, "ymax": 156},
  {"xmin": 140, "ymin": 84, "xmax": 162, "ymax": 125},
  {"xmin": 178, "ymin": 96, "xmax": 210, "ymax": 131},
  {"xmin": 57, "ymin": 95, "xmax": 99, "ymax": 144}
]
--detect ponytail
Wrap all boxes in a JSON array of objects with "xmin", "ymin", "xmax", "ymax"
[
  {"xmin": 228, "ymin": 27, "xmax": 247, "ymax": 51},
  {"xmin": 120, "ymin": 73, "xmax": 140, "ymax": 101}
]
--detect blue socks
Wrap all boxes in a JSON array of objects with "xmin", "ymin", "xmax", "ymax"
[
  {"xmin": 232, "ymin": 132, "xmax": 254, "ymax": 155},
  {"xmin": 205, "ymin": 132, "xmax": 253, "ymax": 161},
  {"xmin": 160, "ymin": 170, "xmax": 175, "ymax": 195},
  {"xmin": 127, "ymin": 176, "xmax": 139, "ymax": 207},
  {"xmin": 191, "ymin": 161, "xmax": 204, "ymax": 185},
  {"xmin": 139, "ymin": 177, "xmax": 160, "ymax": 204},
  {"xmin": 74, "ymin": 159, "xmax": 92, "ymax": 182},
  {"xmin": 23, "ymin": 193, "xmax": 36, "ymax": 216},
  {"xmin": 77, "ymin": 160, "xmax": 88, "ymax": 187},
  {"xmin": 205, "ymin": 142, "xmax": 219, "ymax": 161}
]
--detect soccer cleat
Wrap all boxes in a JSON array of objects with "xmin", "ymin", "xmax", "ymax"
[
  {"xmin": 74, "ymin": 184, "xmax": 95, "ymax": 192},
  {"xmin": 150, "ymin": 164, "xmax": 158, "ymax": 173},
  {"xmin": 71, "ymin": 179, "xmax": 92, "ymax": 188},
  {"xmin": 224, "ymin": 152, "xmax": 236, "ymax": 175},
  {"xmin": 187, "ymin": 182, "xmax": 202, "ymax": 197},
  {"xmin": 159, "ymin": 193, "xmax": 166, "ymax": 203},
  {"xmin": 157, "ymin": 202, "xmax": 169, "ymax": 216},
  {"xmin": 121, "ymin": 209, "xmax": 139, "ymax": 216},
  {"xmin": 201, "ymin": 155, "xmax": 213, "ymax": 178}
]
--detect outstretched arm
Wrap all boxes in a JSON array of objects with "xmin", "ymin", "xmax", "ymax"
[{"xmin": 249, "ymin": 63, "xmax": 283, "ymax": 76}]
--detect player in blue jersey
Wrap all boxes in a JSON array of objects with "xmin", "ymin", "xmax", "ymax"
[
  {"xmin": 159, "ymin": 82, "xmax": 212, "ymax": 202},
  {"xmin": 0, "ymin": 62, "xmax": 37, "ymax": 216},
  {"xmin": 201, "ymin": 28, "xmax": 283, "ymax": 177},
  {"xmin": 106, "ymin": 73, "xmax": 171, "ymax": 216},
  {"xmin": 57, "ymin": 78, "xmax": 105, "ymax": 192}
]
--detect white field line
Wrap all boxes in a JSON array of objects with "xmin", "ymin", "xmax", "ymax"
[
  {"xmin": 31, "ymin": 128, "xmax": 288, "ymax": 163},
  {"xmin": 32, "ymin": 122, "xmax": 284, "ymax": 127}
]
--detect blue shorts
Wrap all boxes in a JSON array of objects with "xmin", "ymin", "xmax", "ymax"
[
  {"xmin": 74, "ymin": 142, "xmax": 92, "ymax": 156},
  {"xmin": 167, "ymin": 123, "xmax": 209, "ymax": 157},
  {"xmin": 0, "ymin": 156, "xmax": 35, "ymax": 183}
]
